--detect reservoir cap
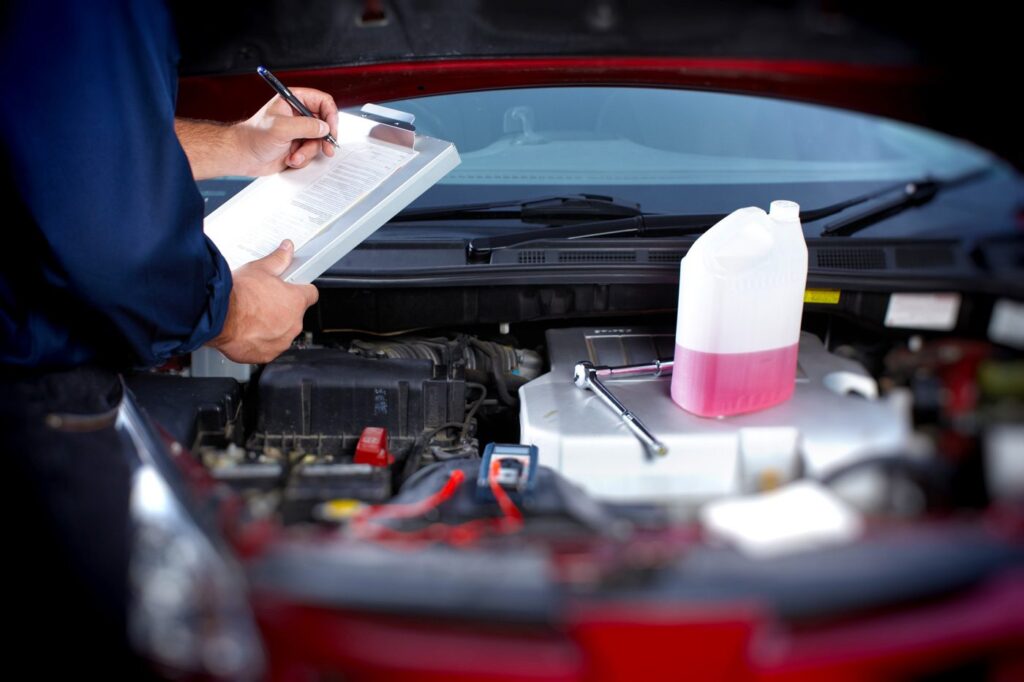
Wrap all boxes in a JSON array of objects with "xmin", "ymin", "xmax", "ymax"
[{"xmin": 769, "ymin": 200, "xmax": 800, "ymax": 221}]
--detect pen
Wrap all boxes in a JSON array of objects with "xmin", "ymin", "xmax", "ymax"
[{"xmin": 257, "ymin": 65, "xmax": 340, "ymax": 149}]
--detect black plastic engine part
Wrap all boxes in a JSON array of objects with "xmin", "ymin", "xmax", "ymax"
[
  {"xmin": 348, "ymin": 336, "xmax": 468, "ymax": 369},
  {"xmin": 252, "ymin": 349, "xmax": 466, "ymax": 458},
  {"xmin": 208, "ymin": 461, "xmax": 284, "ymax": 493},
  {"xmin": 125, "ymin": 373, "xmax": 240, "ymax": 448},
  {"xmin": 348, "ymin": 335, "xmax": 542, "ymax": 406},
  {"xmin": 350, "ymin": 336, "xmax": 543, "ymax": 380},
  {"xmin": 282, "ymin": 462, "xmax": 391, "ymax": 523}
]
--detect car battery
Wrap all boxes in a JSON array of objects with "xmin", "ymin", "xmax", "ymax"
[{"xmin": 282, "ymin": 462, "xmax": 392, "ymax": 523}]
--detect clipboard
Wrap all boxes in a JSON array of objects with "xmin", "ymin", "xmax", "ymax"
[{"xmin": 204, "ymin": 104, "xmax": 460, "ymax": 285}]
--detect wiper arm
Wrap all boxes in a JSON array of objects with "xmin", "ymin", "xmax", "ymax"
[
  {"xmin": 393, "ymin": 193, "xmax": 642, "ymax": 224},
  {"xmin": 465, "ymin": 183, "xmax": 918, "ymax": 256},
  {"xmin": 820, "ymin": 167, "xmax": 991, "ymax": 237},
  {"xmin": 464, "ymin": 169, "xmax": 994, "ymax": 256},
  {"xmin": 467, "ymin": 213, "xmax": 720, "ymax": 256}
]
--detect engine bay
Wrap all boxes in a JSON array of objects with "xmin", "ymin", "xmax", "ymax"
[
  {"xmin": 124, "ymin": 307, "xmax": 1024, "ymax": 624},
  {"xmin": 129, "ymin": 309, "xmax": 1021, "ymax": 525}
]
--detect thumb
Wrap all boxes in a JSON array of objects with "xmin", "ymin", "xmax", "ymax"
[
  {"xmin": 253, "ymin": 240, "xmax": 294, "ymax": 277},
  {"xmin": 271, "ymin": 115, "xmax": 329, "ymax": 144}
]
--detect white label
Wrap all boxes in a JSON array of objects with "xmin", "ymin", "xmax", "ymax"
[
  {"xmin": 700, "ymin": 481, "xmax": 863, "ymax": 558},
  {"xmin": 884, "ymin": 293, "xmax": 961, "ymax": 331},
  {"xmin": 989, "ymin": 299, "xmax": 1024, "ymax": 349}
]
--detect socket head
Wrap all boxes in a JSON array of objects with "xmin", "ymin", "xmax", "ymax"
[{"xmin": 573, "ymin": 361, "xmax": 594, "ymax": 389}]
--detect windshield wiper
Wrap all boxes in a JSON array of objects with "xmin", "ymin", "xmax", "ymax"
[
  {"xmin": 820, "ymin": 167, "xmax": 992, "ymax": 237},
  {"xmin": 393, "ymin": 193, "xmax": 643, "ymax": 224},
  {"xmin": 464, "ymin": 168, "xmax": 994, "ymax": 256},
  {"xmin": 465, "ymin": 193, "xmax": 893, "ymax": 256},
  {"xmin": 466, "ymin": 214, "xmax": 718, "ymax": 256}
]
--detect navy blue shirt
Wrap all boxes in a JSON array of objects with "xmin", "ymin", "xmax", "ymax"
[{"xmin": 0, "ymin": 0, "xmax": 231, "ymax": 369}]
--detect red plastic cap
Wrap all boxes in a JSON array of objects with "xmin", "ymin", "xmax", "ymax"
[{"xmin": 355, "ymin": 427, "xmax": 393, "ymax": 467}]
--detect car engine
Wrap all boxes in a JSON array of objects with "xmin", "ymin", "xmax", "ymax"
[
  {"xmin": 115, "ymin": 299, "xmax": 1024, "ymax": 667},
  {"xmin": 126, "ymin": 310, "xmax": 1024, "ymax": 537}
]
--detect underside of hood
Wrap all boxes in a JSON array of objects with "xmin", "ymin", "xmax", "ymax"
[{"xmin": 172, "ymin": 0, "xmax": 1020, "ymax": 168}]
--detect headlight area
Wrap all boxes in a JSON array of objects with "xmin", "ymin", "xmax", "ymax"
[{"xmin": 120, "ymin": 400, "xmax": 264, "ymax": 680}]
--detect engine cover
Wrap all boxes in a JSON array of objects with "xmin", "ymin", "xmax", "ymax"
[
  {"xmin": 253, "ymin": 349, "xmax": 466, "ymax": 458},
  {"xmin": 519, "ymin": 328, "xmax": 912, "ymax": 502}
]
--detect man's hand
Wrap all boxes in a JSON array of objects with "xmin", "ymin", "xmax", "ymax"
[
  {"xmin": 232, "ymin": 88, "xmax": 339, "ymax": 175},
  {"xmin": 207, "ymin": 240, "xmax": 319, "ymax": 364},
  {"xmin": 175, "ymin": 87, "xmax": 338, "ymax": 180}
]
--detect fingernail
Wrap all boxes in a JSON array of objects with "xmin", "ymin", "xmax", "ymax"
[
  {"xmin": 318, "ymin": 121, "xmax": 329, "ymax": 136},
  {"xmin": 280, "ymin": 239, "xmax": 293, "ymax": 251},
  {"xmin": 292, "ymin": 153, "xmax": 305, "ymax": 165}
]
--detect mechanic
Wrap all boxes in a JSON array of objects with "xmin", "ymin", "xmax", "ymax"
[{"xmin": 0, "ymin": 0, "xmax": 336, "ymax": 673}]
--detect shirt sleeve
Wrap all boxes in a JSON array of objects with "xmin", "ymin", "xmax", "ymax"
[{"xmin": 0, "ymin": 0, "xmax": 231, "ymax": 368}]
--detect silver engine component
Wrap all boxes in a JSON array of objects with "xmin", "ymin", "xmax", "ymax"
[{"xmin": 519, "ymin": 327, "xmax": 913, "ymax": 503}]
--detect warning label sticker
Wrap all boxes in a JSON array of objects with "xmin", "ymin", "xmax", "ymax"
[{"xmin": 804, "ymin": 289, "xmax": 841, "ymax": 304}]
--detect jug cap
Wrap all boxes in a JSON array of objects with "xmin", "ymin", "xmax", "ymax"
[{"xmin": 769, "ymin": 200, "xmax": 800, "ymax": 221}]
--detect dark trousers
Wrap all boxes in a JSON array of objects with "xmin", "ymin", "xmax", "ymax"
[{"xmin": 1, "ymin": 366, "xmax": 152, "ymax": 675}]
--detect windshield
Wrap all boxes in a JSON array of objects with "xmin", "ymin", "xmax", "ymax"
[
  {"xmin": 394, "ymin": 87, "xmax": 990, "ymax": 188},
  {"xmin": 202, "ymin": 86, "xmax": 1017, "ymax": 240},
  {"xmin": 375, "ymin": 86, "xmax": 1017, "ymax": 239}
]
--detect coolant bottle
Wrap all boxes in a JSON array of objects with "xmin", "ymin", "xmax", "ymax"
[{"xmin": 671, "ymin": 200, "xmax": 808, "ymax": 417}]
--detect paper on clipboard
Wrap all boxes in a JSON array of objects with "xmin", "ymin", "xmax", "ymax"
[
  {"xmin": 206, "ymin": 142, "xmax": 415, "ymax": 270},
  {"xmin": 203, "ymin": 107, "xmax": 460, "ymax": 283}
]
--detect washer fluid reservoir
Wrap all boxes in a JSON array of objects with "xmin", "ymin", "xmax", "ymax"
[{"xmin": 671, "ymin": 200, "xmax": 808, "ymax": 417}]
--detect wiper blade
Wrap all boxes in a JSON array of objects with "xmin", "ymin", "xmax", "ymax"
[
  {"xmin": 464, "ymin": 169, "xmax": 994, "ymax": 256},
  {"xmin": 820, "ymin": 167, "xmax": 991, "ymax": 237},
  {"xmin": 466, "ymin": 188, "xmax": 906, "ymax": 256},
  {"xmin": 467, "ymin": 214, "xmax": 719, "ymax": 256},
  {"xmin": 393, "ymin": 193, "xmax": 642, "ymax": 224}
]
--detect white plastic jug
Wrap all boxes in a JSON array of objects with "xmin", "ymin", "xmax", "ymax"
[{"xmin": 671, "ymin": 200, "xmax": 808, "ymax": 417}]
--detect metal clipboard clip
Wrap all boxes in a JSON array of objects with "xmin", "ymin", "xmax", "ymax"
[{"xmin": 361, "ymin": 103, "xmax": 417, "ymax": 148}]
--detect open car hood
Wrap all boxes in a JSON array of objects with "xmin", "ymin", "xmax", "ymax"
[{"xmin": 173, "ymin": 0, "xmax": 1020, "ymax": 167}]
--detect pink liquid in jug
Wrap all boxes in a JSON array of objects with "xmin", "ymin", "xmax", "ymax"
[{"xmin": 670, "ymin": 342, "xmax": 799, "ymax": 418}]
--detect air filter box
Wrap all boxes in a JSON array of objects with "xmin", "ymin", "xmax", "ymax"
[{"xmin": 252, "ymin": 349, "xmax": 465, "ymax": 458}]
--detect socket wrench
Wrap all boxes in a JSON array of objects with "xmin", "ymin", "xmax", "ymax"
[{"xmin": 573, "ymin": 360, "xmax": 673, "ymax": 459}]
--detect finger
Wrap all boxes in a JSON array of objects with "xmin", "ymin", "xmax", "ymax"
[
  {"xmin": 275, "ymin": 140, "xmax": 300, "ymax": 171},
  {"xmin": 287, "ymin": 138, "xmax": 322, "ymax": 168},
  {"xmin": 253, "ymin": 240, "xmax": 294, "ymax": 277},
  {"xmin": 290, "ymin": 87, "xmax": 339, "ymax": 138},
  {"xmin": 269, "ymin": 115, "xmax": 330, "ymax": 145},
  {"xmin": 298, "ymin": 283, "xmax": 319, "ymax": 307},
  {"xmin": 292, "ymin": 88, "xmax": 338, "ymax": 159}
]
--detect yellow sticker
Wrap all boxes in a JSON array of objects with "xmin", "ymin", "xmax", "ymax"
[
  {"xmin": 318, "ymin": 498, "xmax": 366, "ymax": 521},
  {"xmin": 804, "ymin": 289, "xmax": 841, "ymax": 304}
]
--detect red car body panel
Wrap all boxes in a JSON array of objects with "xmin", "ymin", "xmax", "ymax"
[
  {"xmin": 251, "ymin": 577, "xmax": 1024, "ymax": 681},
  {"xmin": 177, "ymin": 56, "xmax": 930, "ymax": 128}
]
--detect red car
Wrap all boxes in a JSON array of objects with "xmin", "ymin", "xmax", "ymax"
[{"xmin": 110, "ymin": 2, "xmax": 1024, "ymax": 679}]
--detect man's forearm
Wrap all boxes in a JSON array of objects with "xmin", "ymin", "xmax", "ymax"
[
  {"xmin": 177, "ymin": 90, "xmax": 338, "ymax": 180},
  {"xmin": 174, "ymin": 118, "xmax": 243, "ymax": 181}
]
